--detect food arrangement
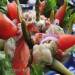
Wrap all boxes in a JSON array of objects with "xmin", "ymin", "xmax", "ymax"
[{"xmin": 0, "ymin": 0, "xmax": 75, "ymax": 75}]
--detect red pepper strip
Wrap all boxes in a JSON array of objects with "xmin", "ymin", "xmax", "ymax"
[
  {"xmin": 7, "ymin": 1, "xmax": 19, "ymax": 23},
  {"xmin": 57, "ymin": 34, "xmax": 75, "ymax": 51},
  {"xmin": 27, "ymin": 23, "xmax": 39, "ymax": 33},
  {"xmin": 12, "ymin": 37, "xmax": 30, "ymax": 75},
  {"xmin": 55, "ymin": 2, "xmax": 67, "ymax": 23},
  {"xmin": 0, "ymin": 12, "xmax": 17, "ymax": 40}
]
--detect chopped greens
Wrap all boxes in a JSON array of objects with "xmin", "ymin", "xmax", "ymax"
[
  {"xmin": 0, "ymin": 0, "xmax": 8, "ymax": 14},
  {"xmin": 44, "ymin": 0, "xmax": 57, "ymax": 17},
  {"xmin": 0, "ymin": 51, "xmax": 15, "ymax": 75},
  {"xmin": 31, "ymin": 64, "xmax": 44, "ymax": 75}
]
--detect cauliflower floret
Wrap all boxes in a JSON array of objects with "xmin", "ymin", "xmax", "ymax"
[
  {"xmin": 46, "ymin": 24, "xmax": 64, "ymax": 35},
  {"xmin": 4, "ymin": 38, "xmax": 16, "ymax": 58},
  {"xmin": 33, "ymin": 44, "xmax": 53, "ymax": 65}
]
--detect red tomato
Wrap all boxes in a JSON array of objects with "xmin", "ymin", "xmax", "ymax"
[
  {"xmin": 55, "ymin": 3, "xmax": 66, "ymax": 23},
  {"xmin": 57, "ymin": 35, "xmax": 75, "ymax": 51},
  {"xmin": 14, "ymin": 68, "xmax": 30, "ymax": 75},
  {"xmin": 0, "ymin": 12, "xmax": 17, "ymax": 39},
  {"xmin": 27, "ymin": 22, "xmax": 39, "ymax": 33},
  {"xmin": 7, "ymin": 1, "xmax": 19, "ymax": 22},
  {"xmin": 12, "ymin": 37, "xmax": 30, "ymax": 75}
]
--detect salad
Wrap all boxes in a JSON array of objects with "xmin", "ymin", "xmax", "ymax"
[{"xmin": 0, "ymin": 0, "xmax": 75, "ymax": 75}]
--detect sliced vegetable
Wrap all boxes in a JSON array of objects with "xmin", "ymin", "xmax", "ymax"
[
  {"xmin": 0, "ymin": 0, "xmax": 7, "ymax": 6},
  {"xmin": 33, "ymin": 44, "xmax": 53, "ymax": 64},
  {"xmin": 31, "ymin": 64, "xmax": 43, "ymax": 75},
  {"xmin": 0, "ymin": 6, "xmax": 7, "ymax": 14},
  {"xmin": 50, "ymin": 59, "xmax": 73, "ymax": 75},
  {"xmin": 55, "ymin": 2, "xmax": 67, "ymax": 23},
  {"xmin": 4, "ymin": 38, "xmax": 16, "ymax": 58},
  {"xmin": 33, "ymin": 42, "xmax": 73, "ymax": 75},
  {"xmin": 27, "ymin": 22, "xmax": 39, "ymax": 33},
  {"xmin": 0, "ymin": 12, "xmax": 17, "ymax": 39},
  {"xmin": 46, "ymin": 24, "xmax": 65, "ymax": 35},
  {"xmin": 0, "ymin": 51, "xmax": 15, "ymax": 75},
  {"xmin": 44, "ymin": 0, "xmax": 57, "ymax": 17},
  {"xmin": 7, "ymin": 1, "xmax": 19, "ymax": 22},
  {"xmin": 57, "ymin": 34, "xmax": 75, "ymax": 51},
  {"xmin": 12, "ymin": 38, "xmax": 30, "ymax": 75},
  {"xmin": 0, "ymin": 0, "xmax": 7, "ymax": 14}
]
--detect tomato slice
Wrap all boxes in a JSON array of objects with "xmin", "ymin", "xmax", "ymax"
[
  {"xmin": 0, "ymin": 12, "xmax": 17, "ymax": 39},
  {"xmin": 12, "ymin": 38, "xmax": 30, "ymax": 75},
  {"xmin": 7, "ymin": 1, "xmax": 19, "ymax": 22},
  {"xmin": 57, "ymin": 35, "xmax": 75, "ymax": 51}
]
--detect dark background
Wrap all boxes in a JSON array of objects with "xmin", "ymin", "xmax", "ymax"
[
  {"xmin": 9, "ymin": 0, "xmax": 28, "ymax": 4},
  {"xmin": 8, "ymin": 0, "xmax": 64, "ymax": 5},
  {"xmin": 8, "ymin": 0, "xmax": 75, "ymax": 11}
]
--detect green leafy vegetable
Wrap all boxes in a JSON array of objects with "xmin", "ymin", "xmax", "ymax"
[
  {"xmin": 0, "ymin": 51, "xmax": 15, "ymax": 75},
  {"xmin": 64, "ymin": 12, "xmax": 75, "ymax": 33},
  {"xmin": 0, "ymin": 0, "xmax": 8, "ymax": 6},
  {"xmin": 31, "ymin": 64, "xmax": 44, "ymax": 75},
  {"xmin": 66, "ymin": 13, "xmax": 75, "ymax": 33},
  {"xmin": 0, "ymin": 0, "xmax": 8, "ymax": 14},
  {"xmin": 44, "ymin": 0, "xmax": 57, "ymax": 17},
  {"xmin": 60, "ymin": 4, "xmax": 75, "ymax": 33}
]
